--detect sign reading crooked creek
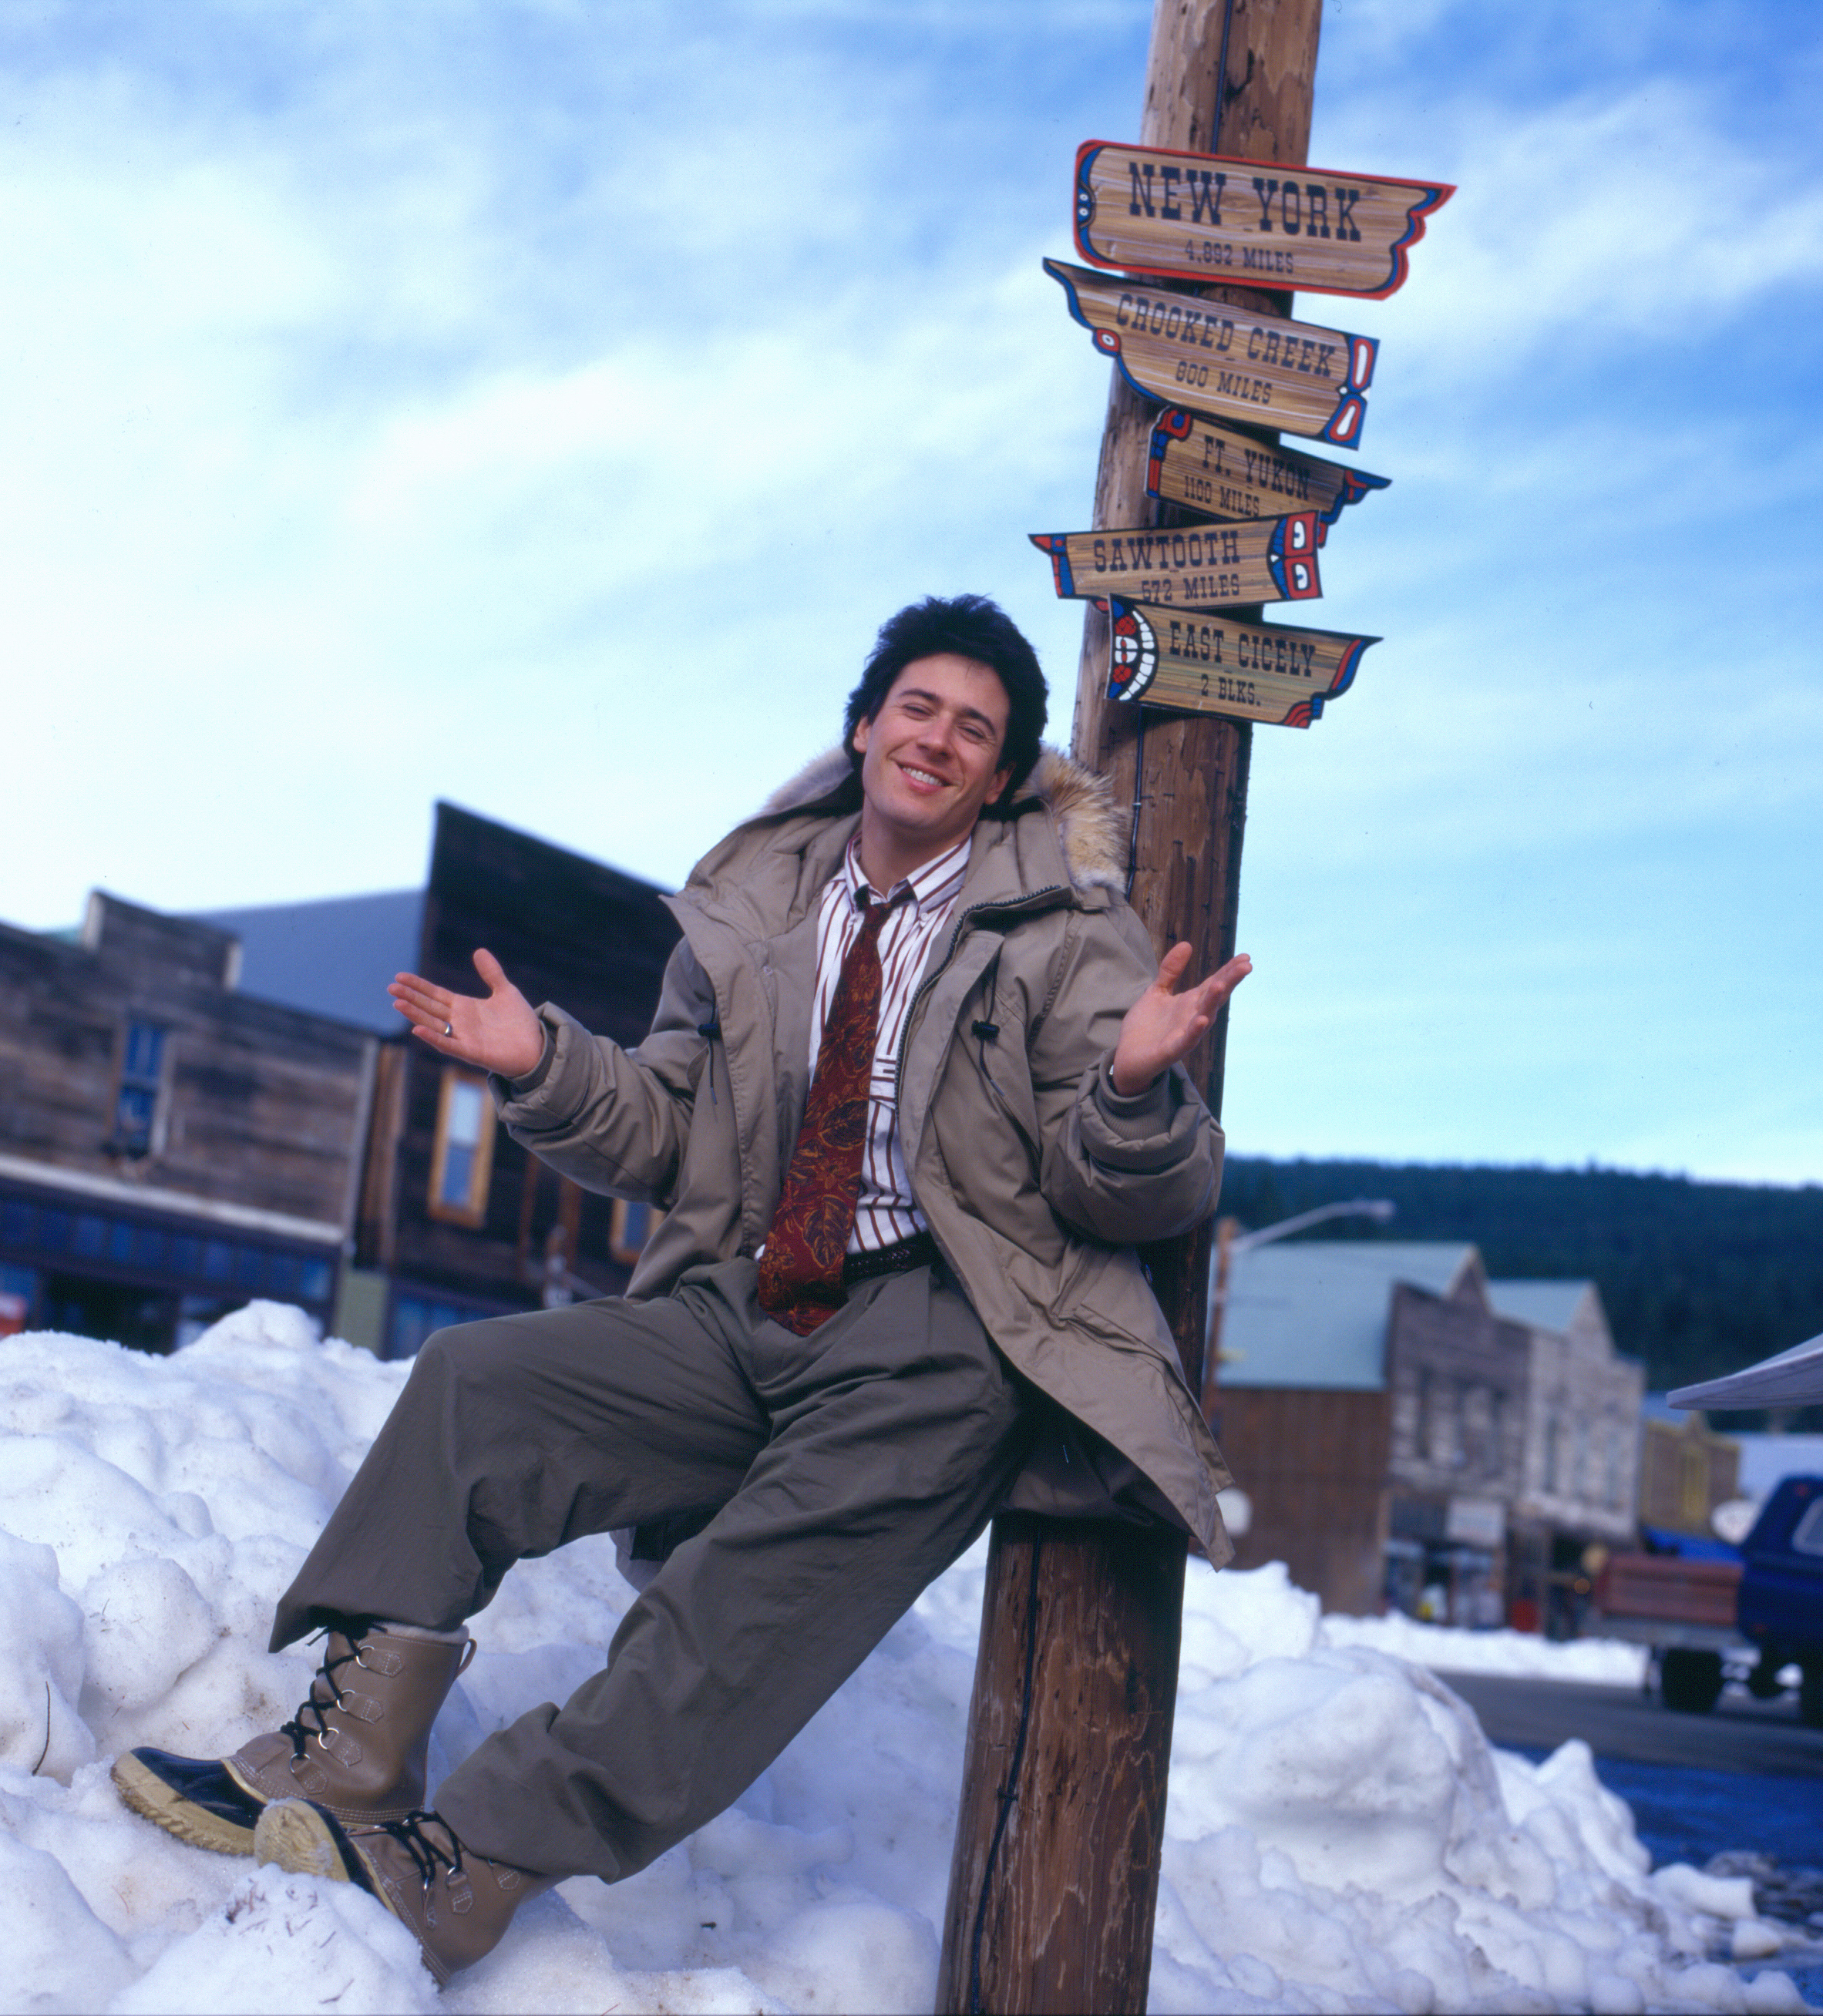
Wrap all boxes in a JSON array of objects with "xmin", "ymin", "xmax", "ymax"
[
  {"xmin": 1146, "ymin": 408, "xmax": 1387, "ymax": 525},
  {"xmin": 1104, "ymin": 596, "xmax": 1377, "ymax": 730},
  {"xmin": 1044, "ymin": 258, "xmax": 1377, "ymax": 448},
  {"xmin": 1073, "ymin": 141, "xmax": 1452, "ymax": 299},
  {"xmin": 1031, "ymin": 512, "xmax": 1324, "ymax": 608}
]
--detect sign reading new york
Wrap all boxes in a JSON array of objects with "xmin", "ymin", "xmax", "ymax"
[
  {"xmin": 1074, "ymin": 141, "xmax": 1452, "ymax": 298},
  {"xmin": 1044, "ymin": 259, "xmax": 1376, "ymax": 448},
  {"xmin": 1104, "ymin": 597, "xmax": 1377, "ymax": 730}
]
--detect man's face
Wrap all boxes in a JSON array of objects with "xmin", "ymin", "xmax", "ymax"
[{"xmin": 852, "ymin": 654, "xmax": 1013, "ymax": 868}]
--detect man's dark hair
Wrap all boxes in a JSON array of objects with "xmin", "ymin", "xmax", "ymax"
[{"xmin": 843, "ymin": 594, "xmax": 1048, "ymax": 808}]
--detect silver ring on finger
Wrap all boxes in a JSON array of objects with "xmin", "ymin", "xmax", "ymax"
[{"xmin": 442, "ymin": 1023, "xmax": 452, "ymax": 1038}]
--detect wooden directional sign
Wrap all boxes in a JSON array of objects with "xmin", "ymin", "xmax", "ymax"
[
  {"xmin": 1147, "ymin": 408, "xmax": 1387, "ymax": 526},
  {"xmin": 1074, "ymin": 140, "xmax": 1452, "ymax": 299},
  {"xmin": 1032, "ymin": 512, "xmax": 1324, "ymax": 609},
  {"xmin": 1044, "ymin": 258, "xmax": 1376, "ymax": 448},
  {"xmin": 1104, "ymin": 596, "xmax": 1377, "ymax": 729}
]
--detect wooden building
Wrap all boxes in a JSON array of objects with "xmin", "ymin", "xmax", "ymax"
[
  {"xmin": 200, "ymin": 802, "xmax": 681, "ymax": 1358},
  {"xmin": 0, "ymin": 895, "xmax": 376, "ymax": 1350},
  {"xmin": 1213, "ymin": 1240, "xmax": 1640, "ymax": 1626},
  {"xmin": 1495, "ymin": 1279, "xmax": 1646, "ymax": 1631},
  {"xmin": 1635, "ymin": 1399, "xmax": 1741, "ymax": 1537},
  {"xmin": 2, "ymin": 803, "xmax": 680, "ymax": 1361}
]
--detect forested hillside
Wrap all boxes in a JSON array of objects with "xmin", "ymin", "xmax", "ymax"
[{"xmin": 1216, "ymin": 1158, "xmax": 1823, "ymax": 1428}]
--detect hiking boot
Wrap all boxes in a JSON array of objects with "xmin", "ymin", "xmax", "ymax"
[
  {"xmin": 254, "ymin": 1800, "xmax": 552, "ymax": 1986},
  {"xmin": 111, "ymin": 1621, "xmax": 473, "ymax": 1856}
]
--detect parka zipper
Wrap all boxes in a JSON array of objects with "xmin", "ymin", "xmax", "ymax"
[
  {"xmin": 892, "ymin": 885, "xmax": 1068, "ymax": 1095},
  {"xmin": 696, "ymin": 1018, "xmax": 721, "ymax": 1106}
]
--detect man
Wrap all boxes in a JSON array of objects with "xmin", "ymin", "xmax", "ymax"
[{"xmin": 113, "ymin": 594, "xmax": 1248, "ymax": 1984}]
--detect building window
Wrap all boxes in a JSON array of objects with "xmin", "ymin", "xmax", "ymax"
[
  {"xmin": 389, "ymin": 1291, "xmax": 494, "ymax": 1360},
  {"xmin": 609, "ymin": 1198, "xmax": 664, "ymax": 1268},
  {"xmin": 429, "ymin": 1068, "xmax": 496, "ymax": 1227},
  {"xmin": 1461, "ymin": 1383, "xmax": 1492, "ymax": 1473},
  {"xmin": 1422, "ymin": 1372, "xmax": 1460, "ymax": 1470},
  {"xmin": 113, "ymin": 1022, "xmax": 166, "ymax": 1156}
]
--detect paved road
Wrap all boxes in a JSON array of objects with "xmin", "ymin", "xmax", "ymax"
[{"xmin": 1442, "ymin": 1672, "xmax": 1823, "ymax": 1777}]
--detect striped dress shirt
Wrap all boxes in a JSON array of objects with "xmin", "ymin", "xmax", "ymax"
[{"xmin": 807, "ymin": 830, "xmax": 971, "ymax": 1252}]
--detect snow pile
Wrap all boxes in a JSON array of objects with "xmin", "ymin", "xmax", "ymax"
[
  {"xmin": 0, "ymin": 1305, "xmax": 1808, "ymax": 2015},
  {"xmin": 1320, "ymin": 1607, "xmax": 1650, "ymax": 1687}
]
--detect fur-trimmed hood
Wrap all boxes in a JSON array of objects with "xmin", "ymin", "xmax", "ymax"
[{"xmin": 758, "ymin": 743, "xmax": 1125, "ymax": 895}]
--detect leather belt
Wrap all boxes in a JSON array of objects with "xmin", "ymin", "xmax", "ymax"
[{"xmin": 842, "ymin": 1231, "xmax": 940, "ymax": 1287}]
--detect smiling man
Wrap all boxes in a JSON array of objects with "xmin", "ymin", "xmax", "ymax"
[{"xmin": 113, "ymin": 594, "xmax": 1250, "ymax": 1985}]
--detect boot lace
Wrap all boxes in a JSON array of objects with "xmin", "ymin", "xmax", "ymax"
[
  {"xmin": 277, "ymin": 1626, "xmax": 368, "ymax": 1759},
  {"xmin": 374, "ymin": 1809, "xmax": 465, "ymax": 1897}
]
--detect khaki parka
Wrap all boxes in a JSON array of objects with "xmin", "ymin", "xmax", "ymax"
[{"xmin": 494, "ymin": 745, "xmax": 1236, "ymax": 1562}]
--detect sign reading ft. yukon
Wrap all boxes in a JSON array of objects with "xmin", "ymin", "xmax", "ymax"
[
  {"xmin": 1031, "ymin": 512, "xmax": 1324, "ymax": 609},
  {"xmin": 1074, "ymin": 141, "xmax": 1453, "ymax": 298},
  {"xmin": 1104, "ymin": 596, "xmax": 1377, "ymax": 730},
  {"xmin": 1146, "ymin": 408, "xmax": 1387, "ymax": 526},
  {"xmin": 1044, "ymin": 258, "xmax": 1375, "ymax": 448}
]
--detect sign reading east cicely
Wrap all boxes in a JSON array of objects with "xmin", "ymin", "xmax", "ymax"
[
  {"xmin": 1074, "ymin": 141, "xmax": 1452, "ymax": 300},
  {"xmin": 1032, "ymin": 512, "xmax": 1324, "ymax": 609},
  {"xmin": 1044, "ymin": 259, "xmax": 1375, "ymax": 448},
  {"xmin": 1104, "ymin": 596, "xmax": 1377, "ymax": 729},
  {"xmin": 1146, "ymin": 409, "xmax": 1387, "ymax": 526}
]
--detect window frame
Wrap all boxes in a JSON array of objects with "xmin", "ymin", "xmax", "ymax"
[
  {"xmin": 608, "ymin": 1196, "xmax": 663, "ymax": 1268},
  {"xmin": 427, "ymin": 1066, "xmax": 497, "ymax": 1228},
  {"xmin": 113, "ymin": 1019, "xmax": 170, "ymax": 1158},
  {"xmin": 1791, "ymin": 1498, "xmax": 1823, "ymax": 1558}
]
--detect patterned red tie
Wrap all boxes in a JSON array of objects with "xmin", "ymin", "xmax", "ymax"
[{"xmin": 757, "ymin": 892, "xmax": 896, "ymax": 1335}]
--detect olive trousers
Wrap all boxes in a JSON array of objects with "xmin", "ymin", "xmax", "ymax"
[{"xmin": 269, "ymin": 1256, "xmax": 1033, "ymax": 1881}]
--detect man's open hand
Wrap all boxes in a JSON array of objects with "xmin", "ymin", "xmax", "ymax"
[
  {"xmin": 388, "ymin": 949, "xmax": 547, "ymax": 1080},
  {"xmin": 1110, "ymin": 944, "xmax": 1252, "ymax": 1097}
]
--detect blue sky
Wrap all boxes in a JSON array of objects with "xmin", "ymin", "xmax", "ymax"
[{"xmin": 2, "ymin": 0, "xmax": 1818, "ymax": 1184}]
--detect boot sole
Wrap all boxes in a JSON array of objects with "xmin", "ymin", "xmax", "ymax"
[
  {"xmin": 111, "ymin": 1754, "xmax": 257, "ymax": 1858},
  {"xmin": 256, "ymin": 1803, "xmax": 443, "ymax": 1974},
  {"xmin": 257, "ymin": 1799, "xmax": 526, "ymax": 1989},
  {"xmin": 254, "ymin": 1799, "xmax": 370, "ymax": 1886}
]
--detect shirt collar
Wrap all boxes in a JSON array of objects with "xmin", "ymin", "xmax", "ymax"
[{"xmin": 842, "ymin": 830, "xmax": 971, "ymax": 917}]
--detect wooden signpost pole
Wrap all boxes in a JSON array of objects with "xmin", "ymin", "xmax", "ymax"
[{"xmin": 935, "ymin": 4, "xmax": 1320, "ymax": 2011}]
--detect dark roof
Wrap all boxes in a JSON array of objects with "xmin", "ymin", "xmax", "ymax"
[
  {"xmin": 419, "ymin": 803, "xmax": 679, "ymax": 1053},
  {"xmin": 192, "ymin": 890, "xmax": 425, "ymax": 1037},
  {"xmin": 190, "ymin": 805, "xmax": 681, "ymax": 1050}
]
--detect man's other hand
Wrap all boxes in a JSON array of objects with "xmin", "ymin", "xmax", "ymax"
[
  {"xmin": 388, "ymin": 949, "xmax": 547, "ymax": 1080},
  {"xmin": 1110, "ymin": 944, "xmax": 1252, "ymax": 1097}
]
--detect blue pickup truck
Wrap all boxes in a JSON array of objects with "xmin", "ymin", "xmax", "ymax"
[
  {"xmin": 1593, "ymin": 1475, "xmax": 1823, "ymax": 1720},
  {"xmin": 1735, "ymin": 1474, "xmax": 1823, "ymax": 1723}
]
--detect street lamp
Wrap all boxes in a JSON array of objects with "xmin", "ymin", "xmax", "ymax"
[{"xmin": 1201, "ymin": 1198, "xmax": 1397, "ymax": 1421}]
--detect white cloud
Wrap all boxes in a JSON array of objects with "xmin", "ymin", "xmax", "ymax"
[
  {"xmin": 0, "ymin": 0, "xmax": 1817, "ymax": 1180},
  {"xmin": 1337, "ymin": 84, "xmax": 1823, "ymax": 405}
]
